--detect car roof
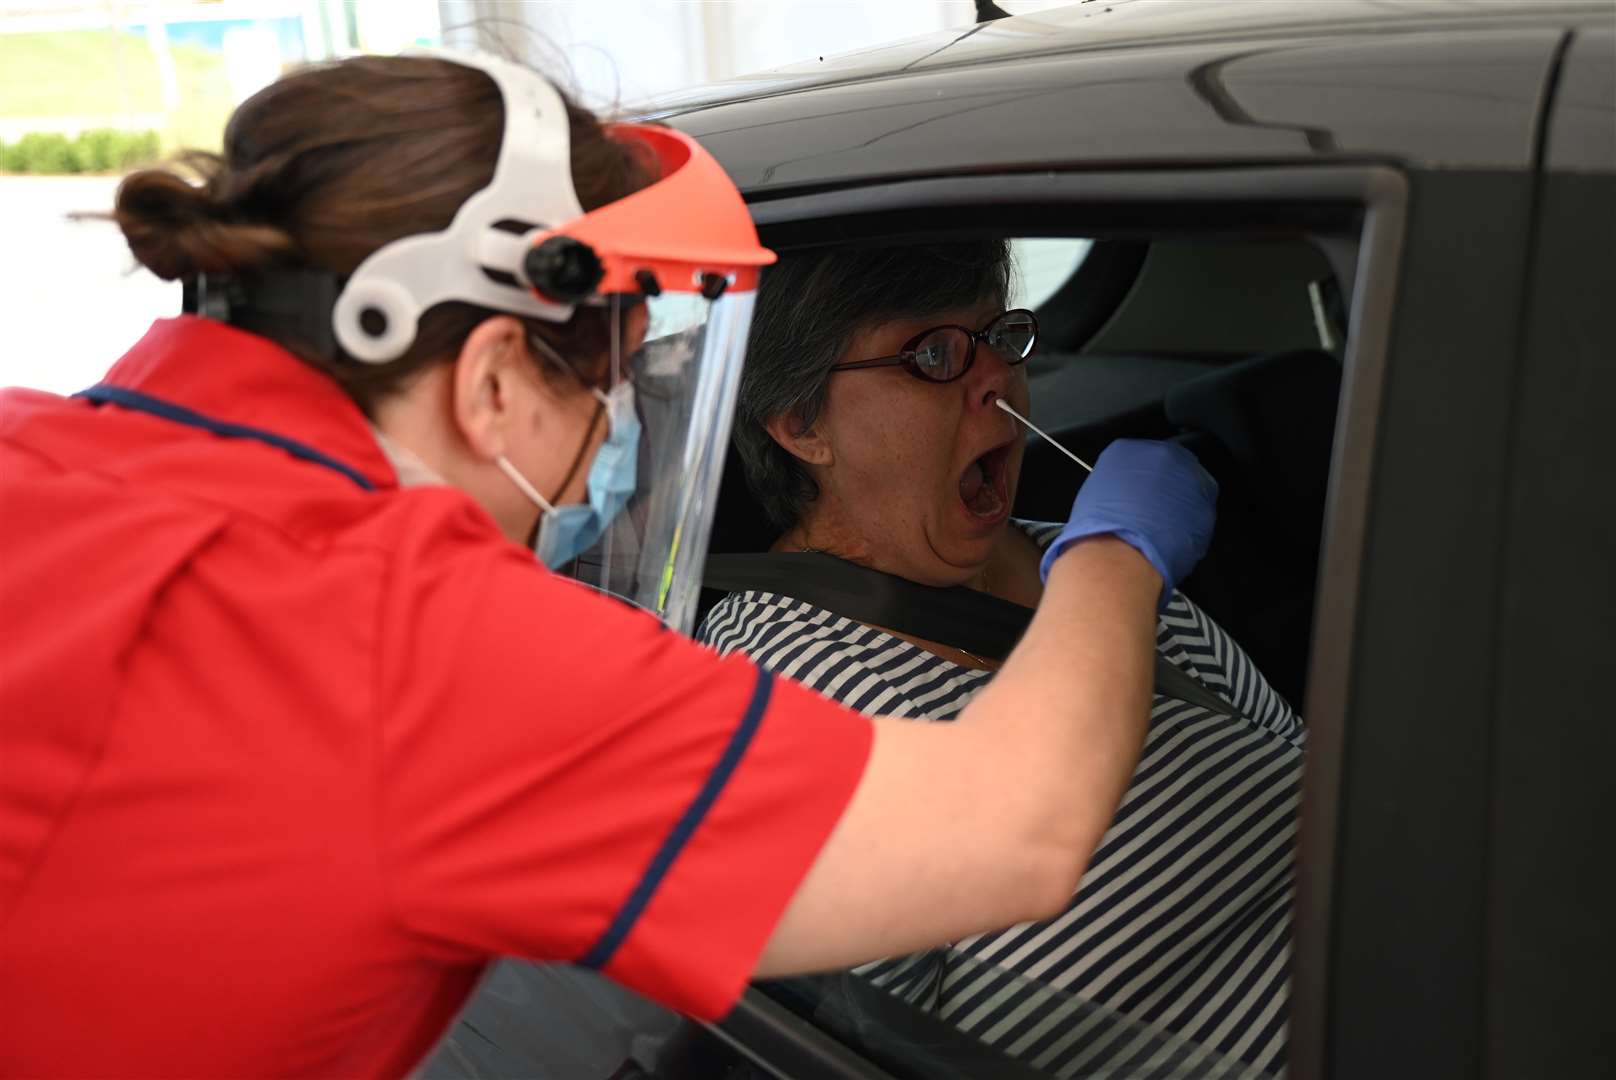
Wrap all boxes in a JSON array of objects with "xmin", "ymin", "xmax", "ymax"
[
  {"xmin": 648, "ymin": 0, "xmax": 1603, "ymax": 113},
  {"xmin": 646, "ymin": 0, "xmax": 1612, "ymax": 193}
]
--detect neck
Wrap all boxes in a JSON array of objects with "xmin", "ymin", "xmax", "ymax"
[
  {"xmin": 370, "ymin": 367, "xmax": 462, "ymax": 482},
  {"xmin": 775, "ymin": 519, "xmax": 1031, "ymax": 673},
  {"xmin": 370, "ymin": 368, "xmax": 531, "ymax": 544},
  {"xmin": 775, "ymin": 517, "xmax": 1027, "ymax": 600}
]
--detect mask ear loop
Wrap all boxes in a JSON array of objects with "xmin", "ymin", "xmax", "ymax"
[
  {"xmin": 521, "ymin": 328, "xmax": 609, "ymax": 506},
  {"xmin": 610, "ymin": 293, "xmax": 623, "ymax": 389},
  {"xmin": 547, "ymin": 395, "xmax": 606, "ymax": 506},
  {"xmin": 596, "ymin": 293, "xmax": 625, "ymax": 590}
]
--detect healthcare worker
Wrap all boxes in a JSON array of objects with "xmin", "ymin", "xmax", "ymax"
[{"xmin": 0, "ymin": 52, "xmax": 1219, "ymax": 1078}]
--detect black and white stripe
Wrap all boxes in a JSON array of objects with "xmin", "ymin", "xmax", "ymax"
[{"xmin": 698, "ymin": 523, "xmax": 1304, "ymax": 1077}]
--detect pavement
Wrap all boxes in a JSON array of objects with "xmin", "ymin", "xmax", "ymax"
[{"xmin": 1, "ymin": 175, "xmax": 179, "ymax": 396}]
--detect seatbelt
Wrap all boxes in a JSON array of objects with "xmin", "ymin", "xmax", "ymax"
[{"xmin": 704, "ymin": 552, "xmax": 1238, "ymax": 717}]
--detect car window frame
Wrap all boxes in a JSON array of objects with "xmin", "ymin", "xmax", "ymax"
[{"xmin": 723, "ymin": 163, "xmax": 1409, "ymax": 1080}]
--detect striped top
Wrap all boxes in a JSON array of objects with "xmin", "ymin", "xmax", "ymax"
[{"xmin": 697, "ymin": 523, "xmax": 1305, "ymax": 1077}]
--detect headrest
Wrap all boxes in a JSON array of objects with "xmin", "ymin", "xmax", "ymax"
[{"xmin": 1165, "ymin": 349, "xmax": 1341, "ymax": 553}]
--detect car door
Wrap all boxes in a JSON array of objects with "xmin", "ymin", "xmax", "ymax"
[{"xmin": 1310, "ymin": 24, "xmax": 1615, "ymax": 1080}]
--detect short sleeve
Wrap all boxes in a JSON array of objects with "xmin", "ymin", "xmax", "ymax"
[{"xmin": 374, "ymin": 506, "xmax": 873, "ymax": 1021}]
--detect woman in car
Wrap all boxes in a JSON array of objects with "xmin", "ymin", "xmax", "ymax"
[{"xmin": 699, "ymin": 240, "xmax": 1304, "ymax": 1077}]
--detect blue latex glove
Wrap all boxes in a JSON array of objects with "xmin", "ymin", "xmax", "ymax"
[{"xmin": 1039, "ymin": 439, "xmax": 1219, "ymax": 608}]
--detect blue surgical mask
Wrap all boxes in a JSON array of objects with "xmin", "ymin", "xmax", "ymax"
[{"xmin": 497, "ymin": 379, "xmax": 640, "ymax": 570}]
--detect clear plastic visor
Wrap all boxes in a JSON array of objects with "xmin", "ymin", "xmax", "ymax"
[{"xmin": 564, "ymin": 289, "xmax": 754, "ymax": 632}]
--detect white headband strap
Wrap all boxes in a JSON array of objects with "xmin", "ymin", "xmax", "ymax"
[{"xmin": 332, "ymin": 50, "xmax": 584, "ymax": 363}]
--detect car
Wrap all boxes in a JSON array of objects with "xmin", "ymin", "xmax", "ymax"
[{"xmin": 421, "ymin": 2, "xmax": 1615, "ymax": 1077}]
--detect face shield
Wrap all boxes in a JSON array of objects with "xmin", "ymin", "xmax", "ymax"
[
  {"xmin": 318, "ymin": 49, "xmax": 773, "ymax": 631},
  {"xmin": 565, "ymin": 288, "xmax": 755, "ymax": 630}
]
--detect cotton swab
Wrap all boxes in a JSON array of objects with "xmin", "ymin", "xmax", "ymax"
[{"xmin": 994, "ymin": 397, "xmax": 1093, "ymax": 473}]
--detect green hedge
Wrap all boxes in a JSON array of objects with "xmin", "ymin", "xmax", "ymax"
[{"xmin": 0, "ymin": 128, "xmax": 161, "ymax": 174}]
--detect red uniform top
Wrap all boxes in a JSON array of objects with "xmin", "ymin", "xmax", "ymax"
[{"xmin": 0, "ymin": 318, "xmax": 873, "ymax": 1078}]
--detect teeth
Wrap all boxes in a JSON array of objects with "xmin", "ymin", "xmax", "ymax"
[{"xmin": 968, "ymin": 481, "xmax": 1004, "ymax": 518}]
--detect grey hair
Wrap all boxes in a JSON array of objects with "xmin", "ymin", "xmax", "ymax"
[{"xmin": 733, "ymin": 239, "xmax": 1012, "ymax": 534}]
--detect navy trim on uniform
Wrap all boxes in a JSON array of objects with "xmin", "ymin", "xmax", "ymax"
[
  {"xmin": 75, "ymin": 383, "xmax": 376, "ymax": 492},
  {"xmin": 579, "ymin": 667, "xmax": 775, "ymax": 970}
]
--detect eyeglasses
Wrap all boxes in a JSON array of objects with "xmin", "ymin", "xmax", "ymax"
[{"xmin": 829, "ymin": 309, "xmax": 1039, "ymax": 384}]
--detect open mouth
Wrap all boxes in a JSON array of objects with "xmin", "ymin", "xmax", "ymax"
[{"xmin": 958, "ymin": 442, "xmax": 1013, "ymax": 520}]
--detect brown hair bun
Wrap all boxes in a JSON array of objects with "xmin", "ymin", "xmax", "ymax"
[{"xmin": 113, "ymin": 157, "xmax": 299, "ymax": 281}]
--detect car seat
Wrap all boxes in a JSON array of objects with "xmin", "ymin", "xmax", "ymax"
[{"xmin": 1167, "ymin": 347, "xmax": 1342, "ymax": 706}]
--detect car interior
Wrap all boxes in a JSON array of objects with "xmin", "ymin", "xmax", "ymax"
[{"xmin": 702, "ymin": 229, "xmax": 1351, "ymax": 710}]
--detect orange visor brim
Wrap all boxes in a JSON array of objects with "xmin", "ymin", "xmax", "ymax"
[{"xmin": 532, "ymin": 124, "xmax": 776, "ymax": 298}]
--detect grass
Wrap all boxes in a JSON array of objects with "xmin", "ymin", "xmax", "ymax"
[
  {"xmin": 0, "ymin": 29, "xmax": 235, "ymax": 152},
  {"xmin": 1, "ymin": 129, "xmax": 162, "ymax": 173}
]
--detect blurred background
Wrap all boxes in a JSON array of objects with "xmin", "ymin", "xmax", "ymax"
[{"xmin": 0, "ymin": 0, "xmax": 1073, "ymax": 395}]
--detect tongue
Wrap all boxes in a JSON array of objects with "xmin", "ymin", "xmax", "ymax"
[
  {"xmin": 959, "ymin": 459, "xmax": 1004, "ymax": 518},
  {"xmin": 959, "ymin": 459, "xmax": 985, "ymax": 501}
]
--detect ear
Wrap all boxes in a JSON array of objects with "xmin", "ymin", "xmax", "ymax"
[
  {"xmin": 450, "ymin": 316, "xmax": 531, "ymax": 461},
  {"xmin": 764, "ymin": 409, "xmax": 833, "ymax": 468}
]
